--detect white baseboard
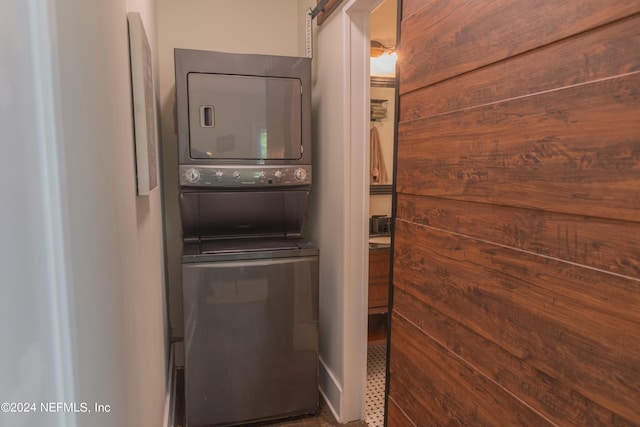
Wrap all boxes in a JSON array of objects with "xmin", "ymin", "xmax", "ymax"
[
  {"xmin": 318, "ymin": 356, "xmax": 342, "ymax": 422},
  {"xmin": 163, "ymin": 344, "xmax": 176, "ymax": 427}
]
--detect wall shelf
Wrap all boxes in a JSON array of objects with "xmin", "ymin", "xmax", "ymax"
[{"xmin": 371, "ymin": 98, "xmax": 388, "ymax": 122}]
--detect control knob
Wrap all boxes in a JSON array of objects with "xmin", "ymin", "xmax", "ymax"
[
  {"xmin": 232, "ymin": 171, "xmax": 241, "ymax": 180},
  {"xmin": 185, "ymin": 168, "xmax": 200, "ymax": 183},
  {"xmin": 215, "ymin": 170, "xmax": 224, "ymax": 179},
  {"xmin": 294, "ymin": 168, "xmax": 307, "ymax": 181},
  {"xmin": 274, "ymin": 170, "xmax": 283, "ymax": 180}
]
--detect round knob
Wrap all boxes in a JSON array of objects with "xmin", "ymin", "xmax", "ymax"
[
  {"xmin": 215, "ymin": 170, "xmax": 224, "ymax": 179},
  {"xmin": 258, "ymin": 171, "xmax": 266, "ymax": 179},
  {"xmin": 274, "ymin": 170, "xmax": 283, "ymax": 180},
  {"xmin": 294, "ymin": 168, "xmax": 307, "ymax": 181},
  {"xmin": 185, "ymin": 168, "xmax": 200, "ymax": 183},
  {"xmin": 232, "ymin": 171, "xmax": 241, "ymax": 180}
]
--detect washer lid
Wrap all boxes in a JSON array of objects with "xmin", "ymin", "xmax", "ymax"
[{"xmin": 182, "ymin": 238, "xmax": 317, "ymax": 263}]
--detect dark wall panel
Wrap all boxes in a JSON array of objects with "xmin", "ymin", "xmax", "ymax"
[
  {"xmin": 396, "ymin": 194, "xmax": 640, "ymax": 279},
  {"xmin": 386, "ymin": 397, "xmax": 415, "ymax": 427},
  {"xmin": 399, "ymin": 0, "xmax": 640, "ymax": 94},
  {"xmin": 396, "ymin": 73, "xmax": 640, "ymax": 222},
  {"xmin": 389, "ymin": 314, "xmax": 552, "ymax": 425},
  {"xmin": 393, "ymin": 287, "xmax": 637, "ymax": 427},
  {"xmin": 389, "ymin": 0, "xmax": 640, "ymax": 425},
  {"xmin": 393, "ymin": 220, "xmax": 640, "ymax": 424},
  {"xmin": 400, "ymin": 14, "xmax": 640, "ymax": 122}
]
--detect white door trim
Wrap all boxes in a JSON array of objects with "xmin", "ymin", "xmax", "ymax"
[{"xmin": 341, "ymin": 0, "xmax": 383, "ymax": 421}]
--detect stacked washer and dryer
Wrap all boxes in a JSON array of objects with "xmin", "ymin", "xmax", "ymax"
[{"xmin": 174, "ymin": 48, "xmax": 319, "ymax": 427}]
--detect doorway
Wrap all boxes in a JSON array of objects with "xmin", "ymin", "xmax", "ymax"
[
  {"xmin": 312, "ymin": 0, "xmax": 397, "ymax": 422},
  {"xmin": 365, "ymin": 0, "xmax": 397, "ymax": 426}
]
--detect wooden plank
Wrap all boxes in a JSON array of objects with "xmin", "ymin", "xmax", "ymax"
[
  {"xmin": 393, "ymin": 286, "xmax": 638, "ymax": 426},
  {"xmin": 396, "ymin": 194, "xmax": 640, "ymax": 279},
  {"xmin": 392, "ymin": 220, "xmax": 640, "ymax": 422},
  {"xmin": 368, "ymin": 248, "xmax": 390, "ymax": 309},
  {"xmin": 386, "ymin": 395, "xmax": 417, "ymax": 427},
  {"xmin": 398, "ymin": 0, "xmax": 640, "ymax": 94},
  {"xmin": 388, "ymin": 312, "xmax": 553, "ymax": 425},
  {"xmin": 399, "ymin": 0, "xmax": 433, "ymax": 22},
  {"xmin": 400, "ymin": 14, "xmax": 640, "ymax": 122},
  {"xmin": 386, "ymin": 366, "xmax": 445, "ymax": 426},
  {"xmin": 393, "ymin": 1, "xmax": 640, "ymax": 425},
  {"xmin": 367, "ymin": 312, "xmax": 387, "ymax": 344},
  {"xmin": 396, "ymin": 72, "xmax": 640, "ymax": 223}
]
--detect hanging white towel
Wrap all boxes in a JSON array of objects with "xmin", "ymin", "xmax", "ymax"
[{"xmin": 370, "ymin": 125, "xmax": 389, "ymax": 184}]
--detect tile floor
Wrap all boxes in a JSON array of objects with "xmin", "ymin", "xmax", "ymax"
[{"xmin": 365, "ymin": 344, "xmax": 386, "ymax": 427}]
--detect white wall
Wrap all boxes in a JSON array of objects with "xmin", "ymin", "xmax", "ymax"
[
  {"xmin": 156, "ymin": 0, "xmax": 314, "ymax": 339},
  {"xmin": 307, "ymin": 6, "xmax": 349, "ymax": 417},
  {"xmin": 308, "ymin": 0, "xmax": 381, "ymax": 421},
  {"xmin": 0, "ymin": 3, "xmax": 71, "ymax": 426},
  {"xmin": 0, "ymin": 0, "xmax": 167, "ymax": 426}
]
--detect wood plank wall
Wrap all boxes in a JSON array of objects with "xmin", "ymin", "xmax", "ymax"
[{"xmin": 388, "ymin": 1, "xmax": 640, "ymax": 425}]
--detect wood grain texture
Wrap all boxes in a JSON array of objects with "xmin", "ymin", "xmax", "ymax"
[
  {"xmin": 396, "ymin": 72, "xmax": 640, "ymax": 222},
  {"xmin": 386, "ymin": 396, "xmax": 416, "ymax": 427},
  {"xmin": 389, "ymin": 312, "xmax": 553, "ymax": 425},
  {"xmin": 399, "ymin": 14, "xmax": 640, "ymax": 122},
  {"xmin": 396, "ymin": 194, "xmax": 640, "ymax": 279},
  {"xmin": 398, "ymin": 0, "xmax": 640, "ymax": 94},
  {"xmin": 390, "ymin": 1, "xmax": 640, "ymax": 425},
  {"xmin": 393, "ymin": 286, "xmax": 637, "ymax": 427},
  {"xmin": 399, "ymin": 0, "xmax": 430, "ymax": 21},
  {"xmin": 392, "ymin": 220, "xmax": 640, "ymax": 423},
  {"xmin": 368, "ymin": 248, "xmax": 391, "ymax": 310}
]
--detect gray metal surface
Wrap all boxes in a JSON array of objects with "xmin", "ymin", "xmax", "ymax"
[
  {"xmin": 182, "ymin": 237, "xmax": 318, "ymax": 263},
  {"xmin": 179, "ymin": 165, "xmax": 311, "ymax": 188},
  {"xmin": 179, "ymin": 189, "xmax": 309, "ymax": 239},
  {"xmin": 175, "ymin": 49, "xmax": 318, "ymax": 427},
  {"xmin": 188, "ymin": 73, "xmax": 302, "ymax": 160},
  {"xmin": 174, "ymin": 48, "xmax": 312, "ymax": 167},
  {"xmin": 182, "ymin": 254, "xmax": 319, "ymax": 426}
]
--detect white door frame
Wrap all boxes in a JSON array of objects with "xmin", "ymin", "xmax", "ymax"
[{"xmin": 341, "ymin": 0, "xmax": 382, "ymax": 421}]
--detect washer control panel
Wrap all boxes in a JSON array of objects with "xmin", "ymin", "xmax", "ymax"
[{"xmin": 180, "ymin": 165, "xmax": 312, "ymax": 187}]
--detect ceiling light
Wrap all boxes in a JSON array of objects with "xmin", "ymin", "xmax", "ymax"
[{"xmin": 370, "ymin": 40, "xmax": 396, "ymax": 77}]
